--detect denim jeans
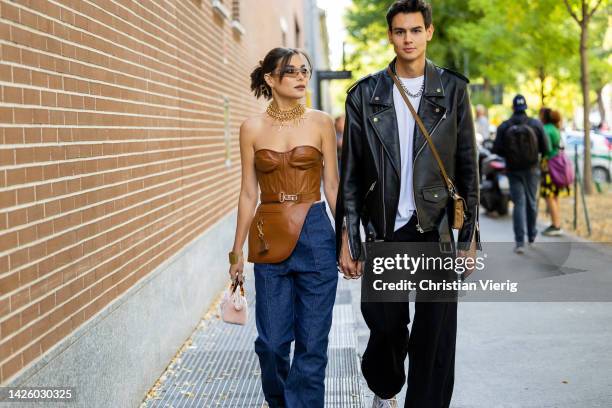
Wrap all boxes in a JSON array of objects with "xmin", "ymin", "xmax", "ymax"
[
  {"xmin": 507, "ymin": 168, "xmax": 540, "ymax": 245},
  {"xmin": 254, "ymin": 201, "xmax": 338, "ymax": 408}
]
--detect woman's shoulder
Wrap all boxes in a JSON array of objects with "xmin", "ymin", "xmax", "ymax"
[
  {"xmin": 306, "ymin": 109, "xmax": 333, "ymax": 126},
  {"xmin": 240, "ymin": 113, "xmax": 267, "ymax": 134},
  {"xmin": 543, "ymin": 123, "xmax": 560, "ymax": 135}
]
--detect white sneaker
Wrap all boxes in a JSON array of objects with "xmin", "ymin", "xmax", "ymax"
[{"xmin": 372, "ymin": 395, "xmax": 398, "ymax": 408}]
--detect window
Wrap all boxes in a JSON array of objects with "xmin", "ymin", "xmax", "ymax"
[{"xmin": 231, "ymin": 0, "xmax": 245, "ymax": 35}]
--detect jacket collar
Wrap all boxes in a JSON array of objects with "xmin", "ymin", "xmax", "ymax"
[{"xmin": 369, "ymin": 58, "xmax": 445, "ymax": 106}]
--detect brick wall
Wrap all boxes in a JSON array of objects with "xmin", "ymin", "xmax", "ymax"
[{"xmin": 0, "ymin": 0, "xmax": 304, "ymax": 384}]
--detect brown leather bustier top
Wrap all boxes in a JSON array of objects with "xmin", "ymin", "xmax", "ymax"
[
  {"xmin": 255, "ymin": 145, "xmax": 323, "ymax": 201},
  {"xmin": 247, "ymin": 145, "xmax": 324, "ymax": 263}
]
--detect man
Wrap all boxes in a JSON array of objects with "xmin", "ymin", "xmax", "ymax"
[
  {"xmin": 335, "ymin": 1, "xmax": 480, "ymax": 407},
  {"xmin": 493, "ymin": 94, "xmax": 549, "ymax": 253}
]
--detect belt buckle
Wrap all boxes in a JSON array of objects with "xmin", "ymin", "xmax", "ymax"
[{"xmin": 279, "ymin": 192, "xmax": 298, "ymax": 202}]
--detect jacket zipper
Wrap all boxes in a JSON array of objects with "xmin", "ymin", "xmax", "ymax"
[
  {"xmin": 412, "ymin": 112, "xmax": 446, "ymax": 232},
  {"xmin": 380, "ymin": 144, "xmax": 387, "ymax": 237},
  {"xmin": 365, "ymin": 180, "xmax": 377, "ymax": 199},
  {"xmin": 342, "ymin": 215, "xmax": 355, "ymax": 260}
]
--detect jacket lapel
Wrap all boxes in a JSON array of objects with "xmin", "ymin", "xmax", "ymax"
[
  {"xmin": 368, "ymin": 70, "xmax": 401, "ymax": 177},
  {"xmin": 413, "ymin": 60, "xmax": 447, "ymax": 155}
]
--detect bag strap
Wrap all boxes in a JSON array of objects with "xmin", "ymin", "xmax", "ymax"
[
  {"xmin": 386, "ymin": 66, "xmax": 457, "ymax": 196},
  {"xmin": 230, "ymin": 278, "xmax": 245, "ymax": 296}
]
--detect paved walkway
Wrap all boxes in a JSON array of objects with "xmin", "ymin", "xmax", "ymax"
[
  {"xmin": 140, "ymin": 274, "xmax": 364, "ymax": 408},
  {"xmin": 141, "ymin": 208, "xmax": 612, "ymax": 407}
]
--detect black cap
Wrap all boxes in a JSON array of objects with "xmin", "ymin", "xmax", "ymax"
[{"xmin": 512, "ymin": 94, "xmax": 528, "ymax": 111}]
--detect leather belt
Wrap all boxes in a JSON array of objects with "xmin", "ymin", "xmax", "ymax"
[{"xmin": 260, "ymin": 192, "xmax": 321, "ymax": 203}]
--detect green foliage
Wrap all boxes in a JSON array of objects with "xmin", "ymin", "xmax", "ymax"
[{"xmin": 342, "ymin": 0, "xmax": 610, "ymax": 115}]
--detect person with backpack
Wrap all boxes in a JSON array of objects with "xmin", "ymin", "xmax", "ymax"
[
  {"xmin": 493, "ymin": 94, "xmax": 550, "ymax": 253},
  {"xmin": 539, "ymin": 108, "xmax": 568, "ymax": 236}
]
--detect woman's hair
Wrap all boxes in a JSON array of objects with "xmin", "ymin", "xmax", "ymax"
[
  {"xmin": 250, "ymin": 48, "xmax": 312, "ymax": 100},
  {"xmin": 540, "ymin": 107, "xmax": 562, "ymax": 128}
]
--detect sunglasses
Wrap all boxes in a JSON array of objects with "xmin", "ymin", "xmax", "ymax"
[{"xmin": 272, "ymin": 67, "xmax": 312, "ymax": 78}]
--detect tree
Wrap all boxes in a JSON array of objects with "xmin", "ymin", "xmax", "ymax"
[
  {"xmin": 343, "ymin": 0, "xmax": 483, "ymax": 82},
  {"xmin": 449, "ymin": 0, "xmax": 578, "ymax": 107},
  {"xmin": 587, "ymin": 13, "xmax": 612, "ymax": 126},
  {"xmin": 563, "ymin": 0, "xmax": 608, "ymax": 194}
]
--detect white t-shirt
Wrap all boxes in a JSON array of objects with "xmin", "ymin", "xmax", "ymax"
[{"xmin": 393, "ymin": 75, "xmax": 424, "ymax": 231}]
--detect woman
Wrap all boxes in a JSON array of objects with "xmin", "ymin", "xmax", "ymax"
[
  {"xmin": 539, "ymin": 108, "xmax": 565, "ymax": 236},
  {"xmin": 227, "ymin": 48, "xmax": 339, "ymax": 407}
]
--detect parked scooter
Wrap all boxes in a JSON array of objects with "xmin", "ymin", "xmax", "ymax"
[{"xmin": 479, "ymin": 140, "xmax": 510, "ymax": 215}]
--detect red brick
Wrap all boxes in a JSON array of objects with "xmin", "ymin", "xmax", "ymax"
[
  {"xmin": 3, "ymin": 86, "xmax": 22, "ymax": 103},
  {"xmin": 0, "ymin": 148, "xmax": 14, "ymax": 166},
  {"xmin": 22, "ymin": 342, "xmax": 41, "ymax": 367},
  {"xmin": 1, "ymin": 353, "xmax": 23, "ymax": 382},
  {"xmin": 16, "ymin": 187, "xmax": 35, "ymax": 205},
  {"xmin": 0, "ymin": 107, "xmax": 12, "ymax": 123},
  {"xmin": 19, "ymin": 266, "xmax": 38, "ymax": 287},
  {"xmin": 6, "ymin": 168, "xmax": 25, "ymax": 186},
  {"xmin": 4, "ymin": 128, "xmax": 23, "ymax": 144},
  {"xmin": 25, "ymin": 166, "xmax": 43, "ymax": 183},
  {"xmin": 7, "ymin": 208, "xmax": 27, "ymax": 228},
  {"xmin": 24, "ymin": 127, "xmax": 42, "ymax": 143},
  {"xmin": 10, "ymin": 288, "xmax": 30, "ymax": 311},
  {"xmin": 0, "ymin": 190, "xmax": 16, "ymax": 210},
  {"xmin": 0, "ymin": 297, "xmax": 9, "ymax": 318},
  {"xmin": 0, "ymin": 314, "xmax": 20, "ymax": 338},
  {"xmin": 9, "ymin": 248, "xmax": 29, "ymax": 269}
]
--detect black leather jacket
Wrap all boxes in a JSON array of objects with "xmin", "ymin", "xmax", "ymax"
[{"xmin": 336, "ymin": 59, "xmax": 481, "ymax": 261}]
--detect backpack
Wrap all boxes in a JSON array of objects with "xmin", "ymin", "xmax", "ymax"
[
  {"xmin": 548, "ymin": 151, "xmax": 575, "ymax": 187},
  {"xmin": 503, "ymin": 119, "xmax": 539, "ymax": 170}
]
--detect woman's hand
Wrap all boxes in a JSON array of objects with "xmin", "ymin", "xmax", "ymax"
[
  {"xmin": 339, "ymin": 228, "xmax": 363, "ymax": 280},
  {"xmin": 229, "ymin": 258, "xmax": 245, "ymax": 283}
]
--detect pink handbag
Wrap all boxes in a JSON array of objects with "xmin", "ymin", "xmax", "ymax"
[{"xmin": 219, "ymin": 279, "xmax": 248, "ymax": 325}]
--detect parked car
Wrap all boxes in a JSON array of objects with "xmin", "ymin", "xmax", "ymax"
[
  {"xmin": 562, "ymin": 130, "xmax": 611, "ymax": 184},
  {"xmin": 594, "ymin": 129, "xmax": 612, "ymax": 151}
]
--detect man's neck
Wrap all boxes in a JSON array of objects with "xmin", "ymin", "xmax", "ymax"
[{"xmin": 395, "ymin": 56, "xmax": 426, "ymax": 78}]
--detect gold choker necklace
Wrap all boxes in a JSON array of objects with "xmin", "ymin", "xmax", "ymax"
[{"xmin": 266, "ymin": 101, "xmax": 306, "ymax": 130}]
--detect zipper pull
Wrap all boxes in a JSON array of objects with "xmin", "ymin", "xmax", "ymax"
[{"xmin": 416, "ymin": 224, "xmax": 424, "ymax": 233}]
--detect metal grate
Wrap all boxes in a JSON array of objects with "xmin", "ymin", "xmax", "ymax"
[{"xmin": 142, "ymin": 279, "xmax": 364, "ymax": 407}]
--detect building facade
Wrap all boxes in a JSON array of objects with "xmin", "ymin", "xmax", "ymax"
[{"xmin": 0, "ymin": 0, "xmax": 313, "ymax": 405}]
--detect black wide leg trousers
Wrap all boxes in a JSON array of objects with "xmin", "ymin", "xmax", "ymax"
[{"xmin": 361, "ymin": 215, "xmax": 458, "ymax": 408}]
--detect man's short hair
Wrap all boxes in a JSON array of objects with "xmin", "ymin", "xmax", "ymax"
[{"xmin": 386, "ymin": 0, "xmax": 433, "ymax": 30}]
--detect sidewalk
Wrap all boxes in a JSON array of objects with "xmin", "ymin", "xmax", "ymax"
[
  {"xmin": 140, "ymin": 271, "xmax": 364, "ymax": 408},
  {"xmin": 142, "ymin": 209, "xmax": 612, "ymax": 407}
]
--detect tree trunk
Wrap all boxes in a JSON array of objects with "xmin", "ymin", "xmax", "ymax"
[
  {"xmin": 595, "ymin": 87, "xmax": 606, "ymax": 125},
  {"xmin": 580, "ymin": 16, "xmax": 593, "ymax": 194},
  {"xmin": 539, "ymin": 66, "xmax": 546, "ymax": 108}
]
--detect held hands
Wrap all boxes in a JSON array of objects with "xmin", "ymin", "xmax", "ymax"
[
  {"xmin": 457, "ymin": 245, "xmax": 477, "ymax": 280},
  {"xmin": 338, "ymin": 228, "xmax": 363, "ymax": 280}
]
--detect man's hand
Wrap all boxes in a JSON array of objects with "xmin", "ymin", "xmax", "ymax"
[{"xmin": 338, "ymin": 228, "xmax": 363, "ymax": 279}]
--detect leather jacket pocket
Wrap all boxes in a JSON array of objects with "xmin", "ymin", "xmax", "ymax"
[{"xmin": 421, "ymin": 185, "xmax": 448, "ymax": 203}]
